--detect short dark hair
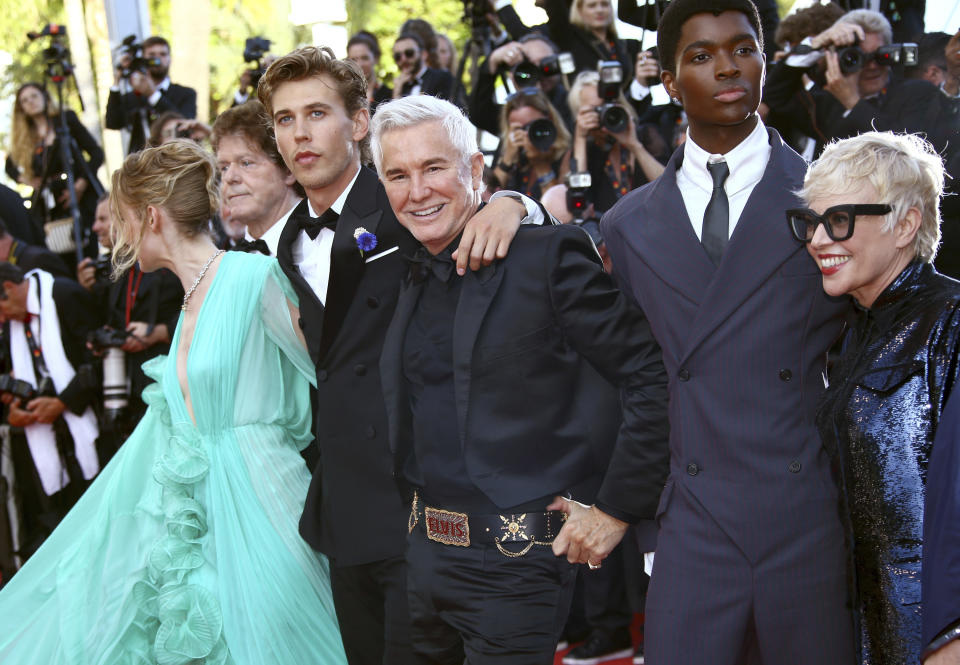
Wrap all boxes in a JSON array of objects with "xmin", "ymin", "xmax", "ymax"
[
  {"xmin": 143, "ymin": 36, "xmax": 170, "ymax": 51},
  {"xmin": 0, "ymin": 262, "xmax": 26, "ymax": 284},
  {"xmin": 395, "ymin": 32, "xmax": 425, "ymax": 52},
  {"xmin": 348, "ymin": 31, "xmax": 381, "ymax": 60},
  {"xmin": 915, "ymin": 31, "xmax": 950, "ymax": 72},
  {"xmin": 657, "ymin": 0, "xmax": 763, "ymax": 73}
]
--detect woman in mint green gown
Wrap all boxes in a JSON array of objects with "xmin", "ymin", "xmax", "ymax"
[{"xmin": 0, "ymin": 140, "xmax": 347, "ymax": 664}]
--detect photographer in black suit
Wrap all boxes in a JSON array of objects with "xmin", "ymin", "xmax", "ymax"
[
  {"xmin": 372, "ymin": 94, "xmax": 669, "ymax": 664},
  {"xmin": 259, "ymin": 46, "xmax": 546, "ymax": 664},
  {"xmin": 391, "ymin": 33, "xmax": 456, "ymax": 102},
  {"xmin": 0, "ymin": 262, "xmax": 99, "ymax": 569},
  {"xmin": 106, "ymin": 36, "xmax": 197, "ymax": 154}
]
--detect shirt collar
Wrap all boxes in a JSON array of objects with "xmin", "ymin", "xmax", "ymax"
[
  {"xmin": 307, "ymin": 166, "xmax": 362, "ymax": 218},
  {"xmin": 245, "ymin": 199, "xmax": 302, "ymax": 254},
  {"xmin": 681, "ymin": 119, "xmax": 771, "ymax": 197},
  {"xmin": 157, "ymin": 77, "xmax": 171, "ymax": 92}
]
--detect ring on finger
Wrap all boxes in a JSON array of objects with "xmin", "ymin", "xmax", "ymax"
[{"xmin": 588, "ymin": 561, "xmax": 601, "ymax": 570}]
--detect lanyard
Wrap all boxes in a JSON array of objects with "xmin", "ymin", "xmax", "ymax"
[{"xmin": 125, "ymin": 267, "xmax": 144, "ymax": 328}]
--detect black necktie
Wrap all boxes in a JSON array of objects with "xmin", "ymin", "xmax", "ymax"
[
  {"xmin": 291, "ymin": 208, "xmax": 339, "ymax": 240},
  {"xmin": 404, "ymin": 248, "xmax": 455, "ymax": 284},
  {"xmin": 231, "ymin": 237, "xmax": 270, "ymax": 255},
  {"xmin": 702, "ymin": 160, "xmax": 730, "ymax": 266}
]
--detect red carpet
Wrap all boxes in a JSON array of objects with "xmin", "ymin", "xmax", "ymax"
[{"xmin": 553, "ymin": 614, "xmax": 644, "ymax": 665}]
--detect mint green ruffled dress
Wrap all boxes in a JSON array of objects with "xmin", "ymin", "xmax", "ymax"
[{"xmin": 0, "ymin": 252, "xmax": 347, "ymax": 664}]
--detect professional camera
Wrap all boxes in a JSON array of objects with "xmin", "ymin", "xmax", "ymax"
[
  {"xmin": 242, "ymin": 36, "xmax": 272, "ymax": 91},
  {"xmin": 115, "ymin": 34, "xmax": 162, "ymax": 80},
  {"xmin": 526, "ymin": 118, "xmax": 557, "ymax": 152},
  {"xmin": 596, "ymin": 61, "xmax": 629, "ymax": 133},
  {"xmin": 511, "ymin": 53, "xmax": 576, "ymax": 86},
  {"xmin": 87, "ymin": 327, "xmax": 129, "ymax": 421},
  {"xmin": 566, "ymin": 171, "xmax": 592, "ymax": 218},
  {"xmin": 93, "ymin": 255, "xmax": 113, "ymax": 284},
  {"xmin": 0, "ymin": 375, "xmax": 36, "ymax": 402},
  {"xmin": 27, "ymin": 24, "xmax": 73, "ymax": 78},
  {"xmin": 836, "ymin": 41, "xmax": 918, "ymax": 74}
]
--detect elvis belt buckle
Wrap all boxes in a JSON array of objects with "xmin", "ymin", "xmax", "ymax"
[{"xmin": 424, "ymin": 506, "xmax": 471, "ymax": 547}]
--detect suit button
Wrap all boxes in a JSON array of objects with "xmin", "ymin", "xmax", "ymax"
[
  {"xmin": 367, "ymin": 296, "xmax": 380, "ymax": 308},
  {"xmin": 678, "ymin": 368, "xmax": 690, "ymax": 381},
  {"xmin": 789, "ymin": 460, "xmax": 802, "ymax": 473},
  {"xmin": 366, "ymin": 425, "xmax": 376, "ymax": 438},
  {"xmin": 686, "ymin": 462, "xmax": 699, "ymax": 476},
  {"xmin": 779, "ymin": 368, "xmax": 792, "ymax": 382},
  {"xmin": 317, "ymin": 369, "xmax": 328, "ymax": 382},
  {"xmin": 354, "ymin": 364, "xmax": 367, "ymax": 376}
]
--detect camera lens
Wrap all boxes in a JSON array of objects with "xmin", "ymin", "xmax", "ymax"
[
  {"xmin": 512, "ymin": 61, "xmax": 541, "ymax": 85},
  {"xmin": 599, "ymin": 104, "xmax": 628, "ymax": 133},
  {"xmin": 837, "ymin": 46, "xmax": 863, "ymax": 74},
  {"xmin": 526, "ymin": 118, "xmax": 557, "ymax": 152}
]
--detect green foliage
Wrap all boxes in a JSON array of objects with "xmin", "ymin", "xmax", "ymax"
[{"xmin": 351, "ymin": 0, "xmax": 473, "ymax": 86}]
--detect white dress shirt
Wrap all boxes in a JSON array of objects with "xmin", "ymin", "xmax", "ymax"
[
  {"xmin": 676, "ymin": 119, "xmax": 771, "ymax": 242},
  {"xmin": 245, "ymin": 200, "xmax": 301, "ymax": 257},
  {"xmin": 291, "ymin": 167, "xmax": 361, "ymax": 305}
]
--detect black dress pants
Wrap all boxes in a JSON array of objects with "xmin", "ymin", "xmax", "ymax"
[
  {"xmin": 406, "ymin": 528, "xmax": 578, "ymax": 664},
  {"xmin": 330, "ymin": 555, "xmax": 418, "ymax": 665}
]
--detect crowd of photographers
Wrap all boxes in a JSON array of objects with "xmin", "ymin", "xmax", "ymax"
[{"xmin": 1, "ymin": 1, "xmax": 959, "ymax": 662}]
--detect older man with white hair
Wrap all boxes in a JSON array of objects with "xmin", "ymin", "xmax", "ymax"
[{"xmin": 372, "ymin": 95, "xmax": 670, "ymax": 664}]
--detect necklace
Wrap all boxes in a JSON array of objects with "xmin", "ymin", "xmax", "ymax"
[{"xmin": 181, "ymin": 249, "xmax": 225, "ymax": 311}]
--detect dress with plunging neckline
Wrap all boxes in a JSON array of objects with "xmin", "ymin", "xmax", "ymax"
[{"xmin": 0, "ymin": 252, "xmax": 346, "ymax": 664}]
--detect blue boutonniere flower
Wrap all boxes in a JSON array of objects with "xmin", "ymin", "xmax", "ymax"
[{"xmin": 354, "ymin": 227, "xmax": 378, "ymax": 256}]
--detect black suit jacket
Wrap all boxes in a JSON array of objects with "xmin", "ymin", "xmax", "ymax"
[
  {"xmin": 381, "ymin": 224, "xmax": 670, "ymax": 518},
  {"xmin": 8, "ymin": 240, "xmax": 70, "ymax": 279},
  {"xmin": 105, "ymin": 82, "xmax": 197, "ymax": 153},
  {"xmin": 277, "ymin": 167, "xmax": 419, "ymax": 565},
  {"xmin": 403, "ymin": 68, "xmax": 457, "ymax": 103}
]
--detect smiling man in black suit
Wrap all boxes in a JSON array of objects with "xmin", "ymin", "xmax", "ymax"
[
  {"xmin": 372, "ymin": 93, "xmax": 669, "ymax": 665},
  {"xmin": 258, "ymin": 46, "xmax": 548, "ymax": 665}
]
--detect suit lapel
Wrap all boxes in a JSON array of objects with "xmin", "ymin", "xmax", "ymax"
[
  {"xmin": 452, "ymin": 262, "xmax": 504, "ymax": 448},
  {"xmin": 624, "ymin": 145, "xmax": 716, "ymax": 306},
  {"xmin": 319, "ymin": 168, "xmax": 384, "ymax": 360},
  {"xmin": 276, "ymin": 198, "xmax": 325, "ymax": 362},
  {"xmin": 381, "ymin": 275, "xmax": 422, "ymax": 456},
  {"xmin": 680, "ymin": 130, "xmax": 808, "ymax": 361}
]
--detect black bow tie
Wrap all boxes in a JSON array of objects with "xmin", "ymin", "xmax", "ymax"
[
  {"xmin": 401, "ymin": 76, "xmax": 422, "ymax": 95},
  {"xmin": 291, "ymin": 208, "xmax": 340, "ymax": 240},
  {"xmin": 231, "ymin": 237, "xmax": 270, "ymax": 255},
  {"xmin": 404, "ymin": 247, "xmax": 455, "ymax": 284}
]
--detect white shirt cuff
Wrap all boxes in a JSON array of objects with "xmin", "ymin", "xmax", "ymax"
[{"xmin": 489, "ymin": 190, "xmax": 546, "ymax": 226}]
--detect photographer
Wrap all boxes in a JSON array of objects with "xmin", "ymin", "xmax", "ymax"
[
  {"xmin": 541, "ymin": 0, "xmax": 640, "ymax": 83},
  {"xmin": 0, "ymin": 218, "xmax": 70, "ymax": 280},
  {"xmin": 568, "ymin": 69, "xmax": 666, "ymax": 217},
  {"xmin": 5, "ymin": 83, "xmax": 104, "ymax": 261},
  {"xmin": 105, "ymin": 36, "xmax": 197, "ymax": 154},
  {"xmin": 492, "ymin": 88, "xmax": 571, "ymax": 200},
  {"xmin": 0, "ymin": 262, "xmax": 99, "ymax": 566},
  {"xmin": 76, "ymin": 196, "xmax": 181, "ymax": 446},
  {"xmin": 147, "ymin": 112, "xmax": 211, "ymax": 148},
  {"xmin": 391, "ymin": 33, "xmax": 456, "ymax": 101},
  {"xmin": 232, "ymin": 37, "xmax": 275, "ymax": 107},
  {"xmin": 763, "ymin": 10, "xmax": 958, "ymax": 157},
  {"xmin": 347, "ymin": 32, "xmax": 393, "ymax": 116},
  {"xmin": 469, "ymin": 33, "xmax": 574, "ymax": 136}
]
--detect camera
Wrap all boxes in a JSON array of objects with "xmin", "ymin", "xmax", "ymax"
[
  {"xmin": 27, "ymin": 24, "xmax": 74, "ymax": 78},
  {"xmin": 836, "ymin": 42, "xmax": 918, "ymax": 74},
  {"xmin": 566, "ymin": 172, "xmax": 592, "ymax": 218},
  {"xmin": 511, "ymin": 53, "xmax": 576, "ymax": 86},
  {"xmin": 93, "ymin": 255, "xmax": 112, "ymax": 283},
  {"xmin": 115, "ymin": 35, "xmax": 162, "ymax": 80},
  {"xmin": 87, "ymin": 327, "xmax": 129, "ymax": 353},
  {"xmin": 526, "ymin": 118, "xmax": 557, "ymax": 152},
  {"xmin": 0, "ymin": 374, "xmax": 36, "ymax": 402},
  {"xmin": 87, "ymin": 327, "xmax": 129, "ymax": 421},
  {"xmin": 595, "ymin": 61, "xmax": 629, "ymax": 133},
  {"xmin": 242, "ymin": 36, "xmax": 272, "ymax": 91}
]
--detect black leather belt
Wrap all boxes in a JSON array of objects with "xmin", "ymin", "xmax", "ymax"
[{"xmin": 408, "ymin": 491, "xmax": 567, "ymax": 557}]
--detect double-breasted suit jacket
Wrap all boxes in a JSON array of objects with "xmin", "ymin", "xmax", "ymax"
[
  {"xmin": 277, "ymin": 166, "xmax": 418, "ymax": 566},
  {"xmin": 600, "ymin": 128, "xmax": 855, "ymax": 660},
  {"xmin": 380, "ymin": 223, "xmax": 670, "ymax": 515}
]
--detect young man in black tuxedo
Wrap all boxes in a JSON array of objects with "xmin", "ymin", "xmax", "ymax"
[
  {"xmin": 258, "ymin": 46, "xmax": 546, "ymax": 664},
  {"xmin": 106, "ymin": 36, "xmax": 197, "ymax": 154},
  {"xmin": 391, "ymin": 33, "xmax": 456, "ymax": 102},
  {"xmin": 557, "ymin": 0, "xmax": 856, "ymax": 662}
]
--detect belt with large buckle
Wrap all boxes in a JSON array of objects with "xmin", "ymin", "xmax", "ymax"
[{"xmin": 408, "ymin": 491, "xmax": 567, "ymax": 557}]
